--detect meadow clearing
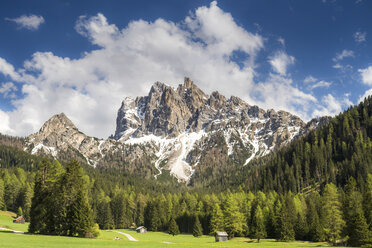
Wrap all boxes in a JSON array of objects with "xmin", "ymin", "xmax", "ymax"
[{"xmin": 0, "ymin": 211, "xmax": 352, "ymax": 248}]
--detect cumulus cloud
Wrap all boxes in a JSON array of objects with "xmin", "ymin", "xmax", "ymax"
[
  {"xmin": 0, "ymin": 2, "xmax": 333, "ymax": 138},
  {"xmin": 358, "ymin": 66, "xmax": 372, "ymax": 86},
  {"xmin": 0, "ymin": 110, "xmax": 14, "ymax": 134},
  {"xmin": 5, "ymin": 14, "xmax": 45, "ymax": 30},
  {"xmin": 332, "ymin": 49, "xmax": 354, "ymax": 62},
  {"xmin": 313, "ymin": 94, "xmax": 343, "ymax": 117},
  {"xmin": 359, "ymin": 89, "xmax": 372, "ymax": 102},
  {"xmin": 0, "ymin": 82, "xmax": 17, "ymax": 98},
  {"xmin": 354, "ymin": 31, "xmax": 367, "ymax": 43},
  {"xmin": 268, "ymin": 51, "xmax": 295, "ymax": 76}
]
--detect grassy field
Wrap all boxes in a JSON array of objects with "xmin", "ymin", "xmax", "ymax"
[{"xmin": 0, "ymin": 211, "xmax": 351, "ymax": 248}]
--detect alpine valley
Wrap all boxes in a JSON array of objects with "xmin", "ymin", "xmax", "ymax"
[{"xmin": 23, "ymin": 78, "xmax": 326, "ymax": 184}]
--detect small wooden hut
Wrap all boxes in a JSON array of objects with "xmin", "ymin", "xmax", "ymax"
[
  {"xmin": 215, "ymin": 231, "xmax": 228, "ymax": 242},
  {"xmin": 136, "ymin": 226, "xmax": 147, "ymax": 233},
  {"xmin": 13, "ymin": 216, "xmax": 25, "ymax": 224}
]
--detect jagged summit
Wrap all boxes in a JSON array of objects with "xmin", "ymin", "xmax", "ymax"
[
  {"xmin": 38, "ymin": 113, "xmax": 77, "ymax": 134},
  {"xmin": 111, "ymin": 78, "xmax": 310, "ymax": 181},
  {"xmin": 25, "ymin": 78, "xmax": 324, "ymax": 183}
]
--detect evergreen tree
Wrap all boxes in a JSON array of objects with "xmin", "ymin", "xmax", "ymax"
[
  {"xmin": 66, "ymin": 190, "xmax": 94, "ymax": 237},
  {"xmin": 209, "ymin": 203, "xmax": 224, "ymax": 235},
  {"xmin": 306, "ymin": 194, "xmax": 323, "ymax": 241},
  {"xmin": 278, "ymin": 195, "xmax": 296, "ymax": 241},
  {"xmin": 29, "ymin": 159, "xmax": 63, "ymax": 234},
  {"xmin": 321, "ymin": 183, "xmax": 345, "ymax": 245},
  {"xmin": 0, "ymin": 178, "xmax": 5, "ymax": 210},
  {"xmin": 168, "ymin": 217, "xmax": 180, "ymax": 236},
  {"xmin": 192, "ymin": 215, "xmax": 203, "ymax": 237},
  {"xmin": 224, "ymin": 194, "xmax": 247, "ymax": 238},
  {"xmin": 344, "ymin": 178, "xmax": 371, "ymax": 246},
  {"xmin": 252, "ymin": 205, "xmax": 266, "ymax": 242},
  {"xmin": 364, "ymin": 174, "xmax": 372, "ymax": 231}
]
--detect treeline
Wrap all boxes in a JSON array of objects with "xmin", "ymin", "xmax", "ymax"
[
  {"xmin": 92, "ymin": 175, "xmax": 372, "ymax": 246},
  {"xmin": 1, "ymin": 155, "xmax": 372, "ymax": 245}
]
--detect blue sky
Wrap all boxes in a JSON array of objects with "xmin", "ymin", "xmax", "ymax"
[{"xmin": 0, "ymin": 0, "xmax": 371, "ymax": 138}]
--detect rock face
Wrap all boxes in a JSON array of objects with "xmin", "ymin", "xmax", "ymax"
[
  {"xmin": 26, "ymin": 113, "xmax": 112, "ymax": 166},
  {"xmin": 111, "ymin": 78, "xmax": 314, "ymax": 182},
  {"xmin": 26, "ymin": 78, "xmax": 324, "ymax": 183}
]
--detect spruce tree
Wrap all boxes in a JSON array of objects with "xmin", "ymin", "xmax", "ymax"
[
  {"xmin": 66, "ymin": 190, "xmax": 94, "ymax": 237},
  {"xmin": 321, "ymin": 183, "xmax": 345, "ymax": 245},
  {"xmin": 168, "ymin": 217, "xmax": 180, "ymax": 236},
  {"xmin": 252, "ymin": 205, "xmax": 266, "ymax": 242},
  {"xmin": 0, "ymin": 178, "xmax": 5, "ymax": 210},
  {"xmin": 364, "ymin": 174, "xmax": 372, "ymax": 231},
  {"xmin": 344, "ymin": 178, "xmax": 371, "ymax": 246},
  {"xmin": 192, "ymin": 215, "xmax": 203, "ymax": 237},
  {"xmin": 29, "ymin": 159, "xmax": 63, "ymax": 234},
  {"xmin": 277, "ymin": 195, "xmax": 296, "ymax": 241}
]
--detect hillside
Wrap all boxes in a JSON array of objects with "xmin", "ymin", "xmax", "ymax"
[{"xmin": 211, "ymin": 96, "xmax": 372, "ymax": 193}]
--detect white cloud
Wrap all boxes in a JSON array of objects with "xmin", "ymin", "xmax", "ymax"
[
  {"xmin": 5, "ymin": 14, "xmax": 45, "ymax": 30},
  {"xmin": 354, "ymin": 31, "xmax": 367, "ymax": 43},
  {"xmin": 332, "ymin": 49, "xmax": 354, "ymax": 62},
  {"xmin": 359, "ymin": 88, "xmax": 372, "ymax": 102},
  {"xmin": 0, "ymin": 110, "xmax": 13, "ymax": 134},
  {"xmin": 309, "ymin": 80, "xmax": 332, "ymax": 90},
  {"xmin": 303, "ymin": 75, "xmax": 317, "ymax": 84},
  {"xmin": 313, "ymin": 94, "xmax": 343, "ymax": 117},
  {"xmin": 0, "ymin": 2, "xmax": 331, "ymax": 138},
  {"xmin": 268, "ymin": 51, "xmax": 295, "ymax": 76},
  {"xmin": 0, "ymin": 82, "xmax": 17, "ymax": 98},
  {"xmin": 358, "ymin": 66, "xmax": 372, "ymax": 86},
  {"xmin": 254, "ymin": 73, "xmax": 317, "ymax": 119},
  {"xmin": 0, "ymin": 58, "xmax": 20, "ymax": 80}
]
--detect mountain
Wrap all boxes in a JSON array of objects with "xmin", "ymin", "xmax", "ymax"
[{"xmin": 24, "ymin": 78, "xmax": 325, "ymax": 183}]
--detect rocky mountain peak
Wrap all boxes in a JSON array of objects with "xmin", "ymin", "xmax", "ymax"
[
  {"xmin": 25, "ymin": 78, "xmax": 325, "ymax": 183},
  {"xmin": 37, "ymin": 113, "xmax": 77, "ymax": 137}
]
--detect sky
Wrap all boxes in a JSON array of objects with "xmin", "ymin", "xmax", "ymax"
[{"xmin": 0, "ymin": 0, "xmax": 372, "ymax": 138}]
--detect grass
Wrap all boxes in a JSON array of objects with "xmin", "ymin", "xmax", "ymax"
[
  {"xmin": 0, "ymin": 211, "xmax": 29, "ymax": 232},
  {"xmin": 0, "ymin": 211, "xmax": 351, "ymax": 248}
]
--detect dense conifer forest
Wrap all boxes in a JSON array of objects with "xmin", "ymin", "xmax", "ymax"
[{"xmin": 1, "ymin": 97, "xmax": 372, "ymax": 246}]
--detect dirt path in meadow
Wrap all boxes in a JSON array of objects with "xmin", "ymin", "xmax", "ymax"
[
  {"xmin": 111, "ymin": 230, "xmax": 138, "ymax": 241},
  {"xmin": 0, "ymin": 227, "xmax": 24, "ymax": 234}
]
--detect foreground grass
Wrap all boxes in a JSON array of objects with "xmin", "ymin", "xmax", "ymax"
[{"xmin": 0, "ymin": 211, "xmax": 351, "ymax": 248}]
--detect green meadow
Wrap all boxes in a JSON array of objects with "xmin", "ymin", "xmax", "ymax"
[{"xmin": 0, "ymin": 211, "xmax": 352, "ymax": 248}]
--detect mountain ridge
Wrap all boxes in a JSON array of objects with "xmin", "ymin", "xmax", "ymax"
[{"xmin": 24, "ymin": 78, "xmax": 327, "ymax": 183}]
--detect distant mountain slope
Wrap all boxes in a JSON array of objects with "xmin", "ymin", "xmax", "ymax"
[
  {"xmin": 213, "ymin": 96, "xmax": 372, "ymax": 192},
  {"xmin": 23, "ymin": 78, "xmax": 324, "ymax": 183}
]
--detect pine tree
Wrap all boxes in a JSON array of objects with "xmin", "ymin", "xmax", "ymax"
[
  {"xmin": 278, "ymin": 195, "xmax": 296, "ymax": 241},
  {"xmin": 252, "ymin": 205, "xmax": 266, "ymax": 242},
  {"xmin": 29, "ymin": 159, "xmax": 63, "ymax": 234},
  {"xmin": 192, "ymin": 215, "xmax": 203, "ymax": 237},
  {"xmin": 0, "ymin": 178, "xmax": 5, "ymax": 210},
  {"xmin": 209, "ymin": 203, "xmax": 224, "ymax": 235},
  {"xmin": 66, "ymin": 190, "xmax": 94, "ymax": 237},
  {"xmin": 321, "ymin": 183, "xmax": 345, "ymax": 245},
  {"xmin": 168, "ymin": 217, "xmax": 180, "ymax": 236},
  {"xmin": 364, "ymin": 174, "xmax": 372, "ymax": 231},
  {"xmin": 344, "ymin": 178, "xmax": 371, "ymax": 246}
]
